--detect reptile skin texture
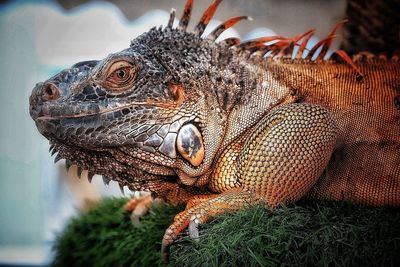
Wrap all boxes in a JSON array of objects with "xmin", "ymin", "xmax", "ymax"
[{"xmin": 29, "ymin": 0, "xmax": 399, "ymax": 260}]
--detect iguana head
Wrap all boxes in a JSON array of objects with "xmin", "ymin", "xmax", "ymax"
[{"xmin": 29, "ymin": 0, "xmax": 249, "ymax": 189}]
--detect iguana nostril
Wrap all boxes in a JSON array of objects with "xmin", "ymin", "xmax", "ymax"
[{"xmin": 42, "ymin": 83, "xmax": 60, "ymax": 101}]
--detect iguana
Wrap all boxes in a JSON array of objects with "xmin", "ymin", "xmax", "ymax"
[{"xmin": 29, "ymin": 0, "xmax": 400, "ymax": 261}]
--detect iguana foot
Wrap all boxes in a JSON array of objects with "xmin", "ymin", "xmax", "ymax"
[
  {"xmin": 161, "ymin": 190, "xmax": 257, "ymax": 262},
  {"xmin": 124, "ymin": 193, "xmax": 161, "ymax": 226}
]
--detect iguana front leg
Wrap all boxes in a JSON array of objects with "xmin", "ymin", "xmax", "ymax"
[
  {"xmin": 162, "ymin": 103, "xmax": 338, "ymax": 259},
  {"xmin": 238, "ymin": 103, "xmax": 338, "ymax": 204}
]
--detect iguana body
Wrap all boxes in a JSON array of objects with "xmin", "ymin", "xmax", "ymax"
[
  {"xmin": 29, "ymin": 0, "xmax": 400, "ymax": 260},
  {"xmin": 263, "ymin": 59, "xmax": 400, "ymax": 205}
]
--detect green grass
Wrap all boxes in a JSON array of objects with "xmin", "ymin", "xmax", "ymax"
[
  {"xmin": 52, "ymin": 198, "xmax": 182, "ymax": 267},
  {"xmin": 52, "ymin": 198, "xmax": 400, "ymax": 267}
]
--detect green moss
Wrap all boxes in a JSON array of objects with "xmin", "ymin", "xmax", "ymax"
[{"xmin": 52, "ymin": 198, "xmax": 400, "ymax": 267}]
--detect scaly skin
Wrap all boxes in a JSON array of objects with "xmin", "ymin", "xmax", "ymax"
[{"xmin": 29, "ymin": 0, "xmax": 400, "ymax": 261}]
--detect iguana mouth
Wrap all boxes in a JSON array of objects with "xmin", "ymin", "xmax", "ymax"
[{"xmin": 33, "ymin": 99, "xmax": 192, "ymax": 120}]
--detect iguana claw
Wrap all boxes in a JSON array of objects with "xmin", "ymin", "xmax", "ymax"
[{"xmin": 188, "ymin": 215, "xmax": 200, "ymax": 240}]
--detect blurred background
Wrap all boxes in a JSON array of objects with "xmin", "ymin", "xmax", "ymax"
[{"xmin": 0, "ymin": 0, "xmax": 346, "ymax": 265}]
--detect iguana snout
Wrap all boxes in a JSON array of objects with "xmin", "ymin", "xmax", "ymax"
[{"xmin": 29, "ymin": 61, "xmax": 103, "ymax": 139}]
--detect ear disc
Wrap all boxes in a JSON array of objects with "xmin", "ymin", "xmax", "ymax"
[{"xmin": 176, "ymin": 124, "xmax": 205, "ymax": 167}]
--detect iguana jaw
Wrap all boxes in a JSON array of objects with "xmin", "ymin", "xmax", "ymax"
[{"xmin": 47, "ymin": 138, "xmax": 179, "ymax": 191}]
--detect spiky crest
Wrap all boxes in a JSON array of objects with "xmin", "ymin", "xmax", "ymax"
[
  {"xmin": 194, "ymin": 0, "xmax": 223, "ymax": 36},
  {"xmin": 207, "ymin": 16, "xmax": 250, "ymax": 41},
  {"xmin": 168, "ymin": 0, "xmax": 371, "ymax": 75},
  {"xmin": 171, "ymin": 0, "xmax": 248, "ymax": 47},
  {"xmin": 178, "ymin": 0, "xmax": 193, "ymax": 31},
  {"xmin": 167, "ymin": 8, "xmax": 176, "ymax": 28}
]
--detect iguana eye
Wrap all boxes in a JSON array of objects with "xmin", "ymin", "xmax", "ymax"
[
  {"xmin": 115, "ymin": 69, "xmax": 127, "ymax": 79},
  {"xmin": 103, "ymin": 60, "xmax": 137, "ymax": 91}
]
